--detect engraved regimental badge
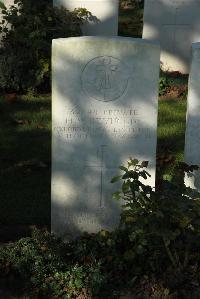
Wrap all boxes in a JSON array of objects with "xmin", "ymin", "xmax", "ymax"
[{"xmin": 81, "ymin": 56, "xmax": 129, "ymax": 102}]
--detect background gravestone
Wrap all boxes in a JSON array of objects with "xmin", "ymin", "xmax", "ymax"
[
  {"xmin": 52, "ymin": 36, "xmax": 160, "ymax": 239},
  {"xmin": 143, "ymin": 0, "xmax": 200, "ymax": 74},
  {"xmin": 53, "ymin": 0, "xmax": 119, "ymax": 36},
  {"xmin": 184, "ymin": 43, "xmax": 200, "ymax": 190}
]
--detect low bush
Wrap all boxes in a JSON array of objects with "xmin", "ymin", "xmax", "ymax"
[
  {"xmin": 111, "ymin": 159, "xmax": 200, "ymax": 269},
  {"xmin": 0, "ymin": 229, "xmax": 108, "ymax": 298},
  {"xmin": 0, "ymin": 0, "xmax": 90, "ymax": 93},
  {"xmin": 159, "ymin": 75, "xmax": 173, "ymax": 96},
  {"xmin": 0, "ymin": 160, "xmax": 200, "ymax": 298},
  {"xmin": 159, "ymin": 71, "xmax": 188, "ymax": 98}
]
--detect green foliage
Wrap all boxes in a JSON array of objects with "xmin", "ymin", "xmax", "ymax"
[
  {"xmin": 0, "ymin": 229, "xmax": 106, "ymax": 298},
  {"xmin": 159, "ymin": 75, "xmax": 173, "ymax": 96},
  {"xmin": 0, "ymin": 0, "xmax": 91, "ymax": 92},
  {"xmin": 120, "ymin": 0, "xmax": 144, "ymax": 9},
  {"xmin": 111, "ymin": 158, "xmax": 200, "ymax": 269},
  {"xmin": 0, "ymin": 1, "xmax": 6, "ymax": 10},
  {"xmin": 1, "ymin": 159, "xmax": 200, "ymax": 297},
  {"xmin": 159, "ymin": 71, "xmax": 188, "ymax": 98}
]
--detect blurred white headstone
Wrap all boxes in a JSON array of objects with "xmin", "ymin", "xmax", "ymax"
[
  {"xmin": 184, "ymin": 43, "xmax": 200, "ymax": 190},
  {"xmin": 54, "ymin": 0, "xmax": 119, "ymax": 36},
  {"xmin": 143, "ymin": 0, "xmax": 200, "ymax": 74}
]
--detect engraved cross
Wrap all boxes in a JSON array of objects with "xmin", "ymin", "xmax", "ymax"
[
  {"xmin": 95, "ymin": 57, "xmax": 118, "ymax": 91},
  {"xmin": 86, "ymin": 145, "xmax": 117, "ymax": 208},
  {"xmin": 99, "ymin": 145, "xmax": 107, "ymax": 208},
  {"xmin": 162, "ymin": 6, "xmax": 190, "ymax": 51}
]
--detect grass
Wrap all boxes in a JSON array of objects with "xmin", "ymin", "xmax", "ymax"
[
  {"xmin": 0, "ymin": 95, "xmax": 51, "ymax": 226},
  {"xmin": 0, "ymin": 93, "xmax": 187, "ymax": 226},
  {"xmin": 157, "ymin": 99, "xmax": 187, "ymax": 161}
]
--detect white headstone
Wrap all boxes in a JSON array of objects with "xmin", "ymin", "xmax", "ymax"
[
  {"xmin": 184, "ymin": 43, "xmax": 200, "ymax": 190},
  {"xmin": 53, "ymin": 0, "xmax": 119, "ymax": 36},
  {"xmin": 52, "ymin": 36, "xmax": 160, "ymax": 239},
  {"xmin": 143, "ymin": 0, "xmax": 200, "ymax": 74}
]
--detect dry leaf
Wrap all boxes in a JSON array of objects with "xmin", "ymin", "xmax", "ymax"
[
  {"xmin": 4, "ymin": 93, "xmax": 18, "ymax": 103},
  {"xmin": 13, "ymin": 119, "xmax": 31, "ymax": 125}
]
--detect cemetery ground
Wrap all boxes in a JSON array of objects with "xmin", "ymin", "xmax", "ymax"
[
  {"xmin": 1, "ymin": 3, "xmax": 200, "ymax": 299},
  {"xmin": 1, "ymin": 74, "xmax": 198, "ymax": 299},
  {"xmin": 0, "ymin": 1, "xmax": 189, "ymax": 233},
  {"xmin": 0, "ymin": 73, "xmax": 187, "ymax": 230}
]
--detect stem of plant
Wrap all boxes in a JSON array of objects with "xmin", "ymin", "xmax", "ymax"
[{"xmin": 163, "ymin": 238, "xmax": 177, "ymax": 268}]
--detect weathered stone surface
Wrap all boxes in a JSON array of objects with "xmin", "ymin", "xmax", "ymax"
[
  {"xmin": 52, "ymin": 36, "xmax": 160, "ymax": 239},
  {"xmin": 53, "ymin": 0, "xmax": 119, "ymax": 36},
  {"xmin": 184, "ymin": 43, "xmax": 200, "ymax": 190},
  {"xmin": 143, "ymin": 0, "xmax": 200, "ymax": 74}
]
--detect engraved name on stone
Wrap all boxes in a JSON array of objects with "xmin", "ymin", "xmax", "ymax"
[
  {"xmin": 53, "ymin": 108, "xmax": 151, "ymax": 140},
  {"xmin": 64, "ymin": 210, "xmax": 111, "ymax": 226}
]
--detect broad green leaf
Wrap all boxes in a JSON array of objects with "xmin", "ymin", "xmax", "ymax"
[
  {"xmin": 130, "ymin": 158, "xmax": 139, "ymax": 166},
  {"xmin": 163, "ymin": 174, "xmax": 173, "ymax": 182},
  {"xmin": 140, "ymin": 171, "xmax": 147, "ymax": 180},
  {"xmin": 107, "ymin": 238, "xmax": 115, "ymax": 246},
  {"xmin": 112, "ymin": 191, "xmax": 122, "ymax": 200},
  {"xmin": 99, "ymin": 230, "xmax": 109, "ymax": 238},
  {"xmin": 122, "ymin": 181, "xmax": 130, "ymax": 193},
  {"xmin": 110, "ymin": 175, "xmax": 121, "ymax": 183},
  {"xmin": 0, "ymin": 2, "xmax": 6, "ymax": 10},
  {"xmin": 130, "ymin": 181, "xmax": 139, "ymax": 192},
  {"xmin": 144, "ymin": 170, "xmax": 151, "ymax": 177},
  {"xmin": 122, "ymin": 170, "xmax": 137, "ymax": 180},
  {"xmin": 142, "ymin": 185, "xmax": 152, "ymax": 193},
  {"xmin": 141, "ymin": 161, "xmax": 149, "ymax": 168},
  {"xmin": 132, "ymin": 172, "xmax": 139, "ymax": 180},
  {"xmin": 125, "ymin": 216, "xmax": 136, "ymax": 223},
  {"xmin": 119, "ymin": 165, "xmax": 128, "ymax": 172}
]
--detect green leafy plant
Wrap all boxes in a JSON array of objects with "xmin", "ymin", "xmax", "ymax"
[
  {"xmin": 0, "ymin": 215, "xmax": 200, "ymax": 297},
  {"xmin": 0, "ymin": 1, "xmax": 6, "ymax": 9},
  {"xmin": 1, "ymin": 160, "xmax": 200, "ymax": 298},
  {"xmin": 0, "ymin": 228, "xmax": 107, "ymax": 298},
  {"xmin": 111, "ymin": 158, "xmax": 200, "ymax": 270},
  {"xmin": 159, "ymin": 75, "xmax": 173, "ymax": 96},
  {"xmin": 0, "ymin": 0, "xmax": 91, "ymax": 92}
]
